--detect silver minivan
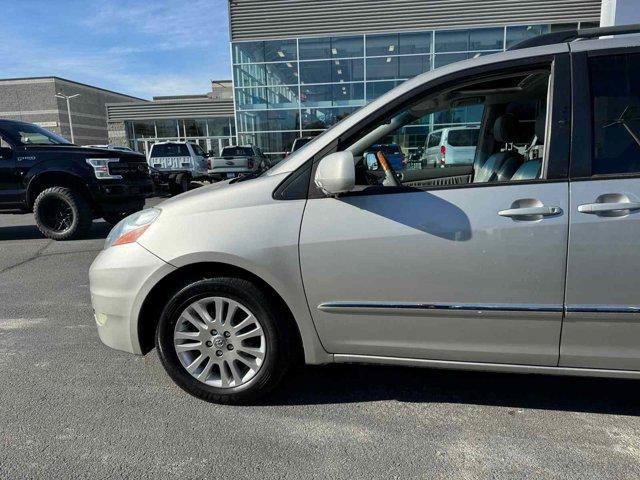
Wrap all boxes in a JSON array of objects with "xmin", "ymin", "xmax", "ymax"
[{"xmin": 90, "ymin": 26, "xmax": 640, "ymax": 404}]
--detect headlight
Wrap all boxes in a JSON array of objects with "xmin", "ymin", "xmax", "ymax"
[
  {"xmin": 105, "ymin": 208, "xmax": 161, "ymax": 249},
  {"xmin": 86, "ymin": 158, "xmax": 121, "ymax": 179}
]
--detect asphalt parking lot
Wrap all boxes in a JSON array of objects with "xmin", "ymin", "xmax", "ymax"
[{"xmin": 1, "ymin": 199, "xmax": 640, "ymax": 479}]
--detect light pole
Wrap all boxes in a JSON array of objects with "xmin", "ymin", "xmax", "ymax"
[{"xmin": 55, "ymin": 93, "xmax": 80, "ymax": 143}]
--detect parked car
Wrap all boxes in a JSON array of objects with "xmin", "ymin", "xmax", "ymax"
[
  {"xmin": 422, "ymin": 126, "xmax": 480, "ymax": 168},
  {"xmin": 91, "ymin": 26, "xmax": 640, "ymax": 404},
  {"xmin": 84, "ymin": 144, "xmax": 134, "ymax": 152},
  {"xmin": 0, "ymin": 120, "xmax": 152, "ymax": 240},
  {"xmin": 284, "ymin": 137, "xmax": 313, "ymax": 158},
  {"xmin": 147, "ymin": 141, "xmax": 209, "ymax": 195},
  {"xmin": 209, "ymin": 145, "xmax": 270, "ymax": 181},
  {"xmin": 363, "ymin": 144, "xmax": 407, "ymax": 171}
]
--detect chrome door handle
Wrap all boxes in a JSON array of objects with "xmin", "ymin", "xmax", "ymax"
[
  {"xmin": 498, "ymin": 206, "xmax": 562, "ymax": 218},
  {"xmin": 577, "ymin": 201, "xmax": 640, "ymax": 214}
]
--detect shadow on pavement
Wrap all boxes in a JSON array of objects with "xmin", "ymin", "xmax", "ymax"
[
  {"xmin": 0, "ymin": 220, "xmax": 112, "ymax": 241},
  {"xmin": 266, "ymin": 364, "xmax": 640, "ymax": 415}
]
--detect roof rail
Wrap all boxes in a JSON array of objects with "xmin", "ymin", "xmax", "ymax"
[{"xmin": 508, "ymin": 23, "xmax": 640, "ymax": 51}]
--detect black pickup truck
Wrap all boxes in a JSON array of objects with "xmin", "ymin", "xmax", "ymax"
[{"xmin": 0, "ymin": 120, "xmax": 153, "ymax": 240}]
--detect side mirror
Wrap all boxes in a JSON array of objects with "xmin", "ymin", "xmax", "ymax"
[
  {"xmin": 0, "ymin": 147, "xmax": 12, "ymax": 160},
  {"xmin": 314, "ymin": 151, "xmax": 355, "ymax": 196}
]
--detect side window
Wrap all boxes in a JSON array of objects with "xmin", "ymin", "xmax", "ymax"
[
  {"xmin": 427, "ymin": 132, "xmax": 441, "ymax": 148},
  {"xmin": 588, "ymin": 53, "xmax": 640, "ymax": 176},
  {"xmin": 345, "ymin": 67, "xmax": 551, "ymax": 189}
]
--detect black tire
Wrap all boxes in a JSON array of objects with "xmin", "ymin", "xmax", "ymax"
[
  {"xmin": 33, "ymin": 187, "xmax": 93, "ymax": 240},
  {"xmin": 155, "ymin": 277, "xmax": 293, "ymax": 404},
  {"xmin": 176, "ymin": 173, "xmax": 190, "ymax": 193}
]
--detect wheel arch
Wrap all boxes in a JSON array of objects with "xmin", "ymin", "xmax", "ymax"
[
  {"xmin": 137, "ymin": 261, "xmax": 308, "ymax": 363},
  {"xmin": 27, "ymin": 171, "xmax": 93, "ymax": 210}
]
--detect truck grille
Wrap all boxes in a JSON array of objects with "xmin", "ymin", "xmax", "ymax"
[{"xmin": 109, "ymin": 161, "xmax": 149, "ymax": 180}]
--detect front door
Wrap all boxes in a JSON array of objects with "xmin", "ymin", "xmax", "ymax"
[
  {"xmin": 562, "ymin": 49, "xmax": 640, "ymax": 370},
  {"xmin": 0, "ymin": 138, "xmax": 18, "ymax": 206},
  {"xmin": 299, "ymin": 55, "xmax": 572, "ymax": 366}
]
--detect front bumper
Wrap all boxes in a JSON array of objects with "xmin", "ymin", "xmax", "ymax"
[
  {"xmin": 94, "ymin": 179, "xmax": 155, "ymax": 213},
  {"xmin": 89, "ymin": 242, "xmax": 175, "ymax": 354}
]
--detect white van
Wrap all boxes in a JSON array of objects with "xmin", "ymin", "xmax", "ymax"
[{"xmin": 423, "ymin": 126, "xmax": 479, "ymax": 167}]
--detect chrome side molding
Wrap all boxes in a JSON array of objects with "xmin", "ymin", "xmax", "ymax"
[{"xmin": 318, "ymin": 301, "xmax": 563, "ymax": 314}]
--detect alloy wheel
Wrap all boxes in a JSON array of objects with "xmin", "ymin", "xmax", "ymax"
[{"xmin": 173, "ymin": 296, "xmax": 266, "ymax": 388}]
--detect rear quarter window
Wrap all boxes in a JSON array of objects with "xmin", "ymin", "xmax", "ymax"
[{"xmin": 447, "ymin": 129, "xmax": 479, "ymax": 147}]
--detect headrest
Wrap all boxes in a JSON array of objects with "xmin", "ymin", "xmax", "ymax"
[
  {"xmin": 535, "ymin": 114, "xmax": 546, "ymax": 143},
  {"xmin": 493, "ymin": 114, "xmax": 519, "ymax": 143}
]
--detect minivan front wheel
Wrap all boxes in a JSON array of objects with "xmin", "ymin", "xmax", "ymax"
[{"xmin": 156, "ymin": 277, "xmax": 292, "ymax": 404}]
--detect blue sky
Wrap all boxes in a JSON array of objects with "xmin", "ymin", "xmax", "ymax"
[{"xmin": 0, "ymin": 0, "xmax": 231, "ymax": 99}]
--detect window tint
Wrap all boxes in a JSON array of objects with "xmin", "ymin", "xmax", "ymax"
[
  {"xmin": 447, "ymin": 129, "xmax": 479, "ymax": 146},
  {"xmin": 427, "ymin": 132, "xmax": 441, "ymax": 148},
  {"xmin": 222, "ymin": 146, "xmax": 254, "ymax": 156},
  {"xmin": 191, "ymin": 144, "xmax": 205, "ymax": 156},
  {"xmin": 150, "ymin": 143, "xmax": 190, "ymax": 157},
  {"xmin": 589, "ymin": 53, "xmax": 640, "ymax": 176}
]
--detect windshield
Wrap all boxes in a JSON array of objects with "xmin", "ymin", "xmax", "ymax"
[
  {"xmin": 150, "ymin": 143, "xmax": 190, "ymax": 157},
  {"xmin": 222, "ymin": 146, "xmax": 253, "ymax": 157},
  {"xmin": 1, "ymin": 123, "xmax": 71, "ymax": 146},
  {"xmin": 448, "ymin": 129, "xmax": 480, "ymax": 146}
]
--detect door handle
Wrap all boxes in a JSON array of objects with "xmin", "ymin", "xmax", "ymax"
[
  {"xmin": 498, "ymin": 205, "xmax": 562, "ymax": 218},
  {"xmin": 577, "ymin": 201, "xmax": 640, "ymax": 214}
]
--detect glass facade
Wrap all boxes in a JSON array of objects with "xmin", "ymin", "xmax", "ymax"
[
  {"xmin": 125, "ymin": 117, "xmax": 236, "ymax": 157},
  {"xmin": 232, "ymin": 22, "xmax": 597, "ymax": 160}
]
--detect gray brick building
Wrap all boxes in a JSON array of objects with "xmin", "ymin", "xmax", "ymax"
[{"xmin": 0, "ymin": 77, "xmax": 143, "ymax": 145}]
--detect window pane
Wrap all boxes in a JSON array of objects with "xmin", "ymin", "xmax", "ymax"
[
  {"xmin": 234, "ymin": 64, "xmax": 266, "ymax": 87},
  {"xmin": 206, "ymin": 118, "xmax": 233, "ymax": 137},
  {"xmin": 434, "ymin": 53, "xmax": 468, "ymax": 68},
  {"xmin": 233, "ymin": 41, "xmax": 264, "ymax": 63},
  {"xmin": 184, "ymin": 119, "xmax": 205, "ymax": 137},
  {"xmin": 264, "ymin": 39, "xmax": 297, "ymax": 62},
  {"xmin": 155, "ymin": 120, "xmax": 177, "ymax": 138},
  {"xmin": 469, "ymin": 27, "xmax": 503, "ymax": 51},
  {"xmin": 300, "ymin": 83, "xmax": 364, "ymax": 107},
  {"xmin": 589, "ymin": 53, "xmax": 640, "ymax": 175},
  {"xmin": 302, "ymin": 107, "xmax": 357, "ymax": 130},
  {"xmin": 367, "ymin": 57, "xmax": 398, "ymax": 80},
  {"xmin": 133, "ymin": 121, "xmax": 155, "ymax": 138},
  {"xmin": 332, "ymin": 83, "xmax": 365, "ymax": 106},
  {"xmin": 435, "ymin": 29, "xmax": 469, "ymax": 52},
  {"xmin": 550, "ymin": 23, "xmax": 577, "ymax": 33},
  {"xmin": 366, "ymin": 80, "xmax": 400, "ymax": 100},
  {"xmin": 235, "ymin": 86, "xmax": 299, "ymax": 110},
  {"xmin": 264, "ymin": 62, "xmax": 299, "ymax": 85},
  {"xmin": 237, "ymin": 110, "xmax": 300, "ymax": 132},
  {"xmin": 299, "ymin": 37, "xmax": 331, "ymax": 60},
  {"xmin": 239, "ymin": 131, "xmax": 299, "ymax": 153},
  {"xmin": 366, "ymin": 33, "xmax": 398, "ymax": 56},
  {"xmin": 300, "ymin": 84, "xmax": 333, "ymax": 107},
  {"xmin": 300, "ymin": 59, "xmax": 363, "ymax": 83},
  {"xmin": 399, "ymin": 31, "xmax": 432, "ymax": 54},
  {"xmin": 506, "ymin": 24, "xmax": 549, "ymax": 48},
  {"xmin": 332, "ymin": 36, "xmax": 364, "ymax": 58},
  {"xmin": 398, "ymin": 55, "xmax": 430, "ymax": 78}
]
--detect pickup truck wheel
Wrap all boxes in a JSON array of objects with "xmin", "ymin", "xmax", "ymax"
[
  {"xmin": 33, "ymin": 187, "xmax": 92, "ymax": 240},
  {"xmin": 177, "ymin": 173, "xmax": 190, "ymax": 193},
  {"xmin": 156, "ymin": 277, "xmax": 293, "ymax": 404}
]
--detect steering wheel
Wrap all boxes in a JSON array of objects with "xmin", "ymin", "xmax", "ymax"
[{"xmin": 373, "ymin": 150, "xmax": 401, "ymax": 187}]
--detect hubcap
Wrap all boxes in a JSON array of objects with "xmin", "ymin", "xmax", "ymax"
[{"xmin": 173, "ymin": 296, "xmax": 266, "ymax": 388}]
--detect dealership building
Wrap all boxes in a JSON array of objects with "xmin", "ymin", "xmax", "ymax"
[
  {"xmin": 0, "ymin": 77, "xmax": 142, "ymax": 145},
  {"xmin": 227, "ymin": 0, "xmax": 604, "ymax": 160}
]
